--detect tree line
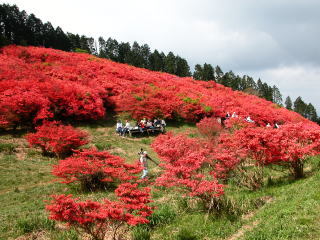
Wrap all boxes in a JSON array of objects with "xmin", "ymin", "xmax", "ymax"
[{"xmin": 0, "ymin": 3, "xmax": 318, "ymax": 123}]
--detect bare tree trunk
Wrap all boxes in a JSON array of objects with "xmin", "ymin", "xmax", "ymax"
[{"xmin": 292, "ymin": 159, "xmax": 304, "ymax": 179}]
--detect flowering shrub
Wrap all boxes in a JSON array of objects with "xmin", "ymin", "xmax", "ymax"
[
  {"xmin": 0, "ymin": 84, "xmax": 52, "ymax": 129},
  {"xmin": 46, "ymin": 183, "xmax": 152, "ymax": 240},
  {"xmin": 1, "ymin": 45, "xmax": 312, "ymax": 128},
  {"xmin": 52, "ymin": 148, "xmax": 141, "ymax": 190},
  {"xmin": 215, "ymin": 122, "xmax": 320, "ymax": 179},
  {"xmin": 196, "ymin": 117, "xmax": 223, "ymax": 138},
  {"xmin": 26, "ymin": 121, "xmax": 88, "ymax": 158},
  {"xmin": 152, "ymin": 133, "xmax": 224, "ymax": 210}
]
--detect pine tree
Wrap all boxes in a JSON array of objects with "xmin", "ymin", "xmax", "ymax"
[
  {"xmin": 193, "ymin": 64, "xmax": 203, "ymax": 80},
  {"xmin": 117, "ymin": 42, "xmax": 131, "ymax": 63},
  {"xmin": 164, "ymin": 52, "xmax": 176, "ymax": 74},
  {"xmin": 175, "ymin": 56, "xmax": 191, "ymax": 77},
  {"xmin": 272, "ymin": 85, "xmax": 283, "ymax": 105},
  {"xmin": 294, "ymin": 96, "xmax": 307, "ymax": 117},
  {"xmin": 215, "ymin": 65, "xmax": 224, "ymax": 83},
  {"xmin": 285, "ymin": 96, "xmax": 293, "ymax": 110},
  {"xmin": 202, "ymin": 63, "xmax": 215, "ymax": 81},
  {"xmin": 306, "ymin": 103, "xmax": 318, "ymax": 122}
]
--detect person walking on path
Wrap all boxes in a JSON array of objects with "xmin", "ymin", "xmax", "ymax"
[{"xmin": 138, "ymin": 148, "xmax": 157, "ymax": 179}]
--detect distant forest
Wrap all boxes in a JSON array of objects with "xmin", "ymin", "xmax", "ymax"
[{"xmin": 0, "ymin": 3, "xmax": 318, "ymax": 123}]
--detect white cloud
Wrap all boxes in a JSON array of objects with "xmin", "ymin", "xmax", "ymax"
[{"xmin": 245, "ymin": 65, "xmax": 320, "ymax": 112}]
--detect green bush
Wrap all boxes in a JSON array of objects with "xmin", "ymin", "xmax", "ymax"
[
  {"xmin": 94, "ymin": 142, "xmax": 112, "ymax": 151},
  {"xmin": 0, "ymin": 143, "xmax": 16, "ymax": 154},
  {"xmin": 141, "ymin": 138, "xmax": 151, "ymax": 145},
  {"xmin": 132, "ymin": 227, "xmax": 150, "ymax": 240},
  {"xmin": 176, "ymin": 228, "xmax": 198, "ymax": 240},
  {"xmin": 147, "ymin": 204, "xmax": 177, "ymax": 228},
  {"xmin": 16, "ymin": 216, "xmax": 55, "ymax": 234}
]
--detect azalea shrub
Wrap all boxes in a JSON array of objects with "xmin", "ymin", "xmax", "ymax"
[
  {"xmin": 52, "ymin": 148, "xmax": 141, "ymax": 190},
  {"xmin": 26, "ymin": 121, "xmax": 89, "ymax": 158},
  {"xmin": 46, "ymin": 183, "xmax": 152, "ymax": 240},
  {"xmin": 1, "ymin": 45, "xmax": 312, "ymax": 128},
  {"xmin": 152, "ymin": 133, "xmax": 224, "ymax": 210},
  {"xmin": 196, "ymin": 117, "xmax": 223, "ymax": 138},
  {"xmin": 0, "ymin": 84, "xmax": 52, "ymax": 129},
  {"xmin": 215, "ymin": 122, "xmax": 320, "ymax": 179}
]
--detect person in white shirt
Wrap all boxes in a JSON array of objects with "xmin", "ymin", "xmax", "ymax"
[
  {"xmin": 122, "ymin": 120, "xmax": 132, "ymax": 136},
  {"xmin": 140, "ymin": 118, "xmax": 147, "ymax": 124},
  {"xmin": 138, "ymin": 148, "xmax": 157, "ymax": 179},
  {"xmin": 116, "ymin": 120, "xmax": 123, "ymax": 135},
  {"xmin": 266, "ymin": 123, "xmax": 271, "ymax": 128},
  {"xmin": 246, "ymin": 116, "xmax": 254, "ymax": 123}
]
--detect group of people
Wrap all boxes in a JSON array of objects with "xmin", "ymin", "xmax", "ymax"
[
  {"xmin": 223, "ymin": 112, "xmax": 280, "ymax": 128},
  {"xmin": 116, "ymin": 118, "xmax": 166, "ymax": 136}
]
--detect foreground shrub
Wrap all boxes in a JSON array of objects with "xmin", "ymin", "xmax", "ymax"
[
  {"xmin": 16, "ymin": 216, "xmax": 55, "ymax": 234},
  {"xmin": 196, "ymin": 117, "xmax": 223, "ymax": 138},
  {"xmin": 176, "ymin": 228, "xmax": 198, "ymax": 240},
  {"xmin": 0, "ymin": 143, "xmax": 16, "ymax": 154},
  {"xmin": 46, "ymin": 183, "xmax": 153, "ymax": 240},
  {"xmin": 152, "ymin": 133, "xmax": 224, "ymax": 211},
  {"xmin": 216, "ymin": 122, "xmax": 320, "ymax": 179},
  {"xmin": 26, "ymin": 121, "xmax": 88, "ymax": 158},
  {"xmin": 52, "ymin": 148, "xmax": 141, "ymax": 190}
]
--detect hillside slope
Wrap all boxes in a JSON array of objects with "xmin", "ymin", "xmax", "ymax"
[{"xmin": 0, "ymin": 45, "xmax": 310, "ymax": 128}]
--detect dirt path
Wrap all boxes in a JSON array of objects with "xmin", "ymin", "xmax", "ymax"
[{"xmin": 227, "ymin": 196, "xmax": 274, "ymax": 240}]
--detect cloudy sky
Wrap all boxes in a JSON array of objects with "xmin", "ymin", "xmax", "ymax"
[{"xmin": 3, "ymin": 0, "xmax": 320, "ymax": 111}]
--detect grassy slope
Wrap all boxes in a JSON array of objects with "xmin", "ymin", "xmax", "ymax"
[{"xmin": 0, "ymin": 120, "xmax": 320, "ymax": 240}]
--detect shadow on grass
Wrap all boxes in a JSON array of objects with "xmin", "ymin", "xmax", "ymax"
[{"xmin": 0, "ymin": 128, "xmax": 29, "ymax": 138}]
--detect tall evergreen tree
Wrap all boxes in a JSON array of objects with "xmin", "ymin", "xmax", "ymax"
[
  {"xmin": 140, "ymin": 43, "xmax": 151, "ymax": 68},
  {"xmin": 117, "ymin": 42, "xmax": 131, "ymax": 63},
  {"xmin": 149, "ymin": 50, "xmax": 165, "ymax": 71},
  {"xmin": 306, "ymin": 103, "xmax": 318, "ymax": 122},
  {"xmin": 294, "ymin": 96, "xmax": 307, "ymax": 117},
  {"xmin": 175, "ymin": 56, "xmax": 191, "ymax": 77},
  {"xmin": 202, "ymin": 63, "xmax": 215, "ymax": 81},
  {"xmin": 105, "ymin": 37, "xmax": 119, "ymax": 61},
  {"xmin": 285, "ymin": 96, "xmax": 293, "ymax": 110},
  {"xmin": 164, "ymin": 51, "xmax": 176, "ymax": 74},
  {"xmin": 193, "ymin": 64, "xmax": 203, "ymax": 80},
  {"xmin": 272, "ymin": 85, "xmax": 283, "ymax": 105},
  {"xmin": 215, "ymin": 65, "xmax": 224, "ymax": 82}
]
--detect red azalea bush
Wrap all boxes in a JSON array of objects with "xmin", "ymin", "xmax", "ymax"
[
  {"xmin": 215, "ymin": 122, "xmax": 320, "ymax": 179},
  {"xmin": 0, "ymin": 84, "xmax": 52, "ymax": 129},
  {"xmin": 152, "ymin": 133, "xmax": 224, "ymax": 209},
  {"xmin": 41, "ymin": 79, "xmax": 105, "ymax": 120},
  {"xmin": 52, "ymin": 148, "xmax": 141, "ymax": 190},
  {"xmin": 26, "ymin": 121, "xmax": 89, "ymax": 158},
  {"xmin": 196, "ymin": 117, "xmax": 223, "ymax": 138},
  {"xmin": 1, "ymin": 45, "xmax": 312, "ymax": 128},
  {"xmin": 46, "ymin": 183, "xmax": 152, "ymax": 240}
]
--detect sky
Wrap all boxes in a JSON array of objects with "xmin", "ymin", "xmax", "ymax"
[{"xmin": 2, "ymin": 0, "xmax": 320, "ymax": 112}]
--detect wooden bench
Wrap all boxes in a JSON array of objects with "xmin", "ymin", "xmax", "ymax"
[{"xmin": 127, "ymin": 126, "xmax": 165, "ymax": 137}]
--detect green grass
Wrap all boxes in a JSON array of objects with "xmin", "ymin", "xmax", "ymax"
[{"xmin": 1, "ymin": 120, "xmax": 320, "ymax": 239}]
